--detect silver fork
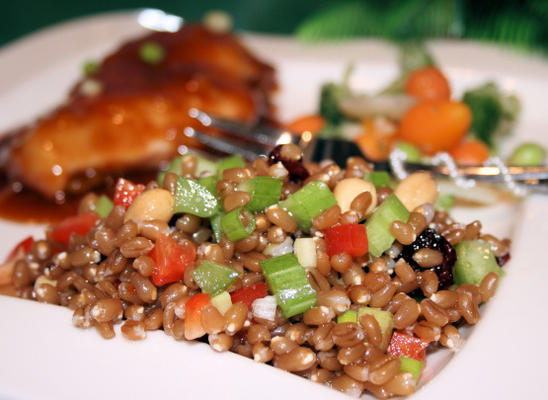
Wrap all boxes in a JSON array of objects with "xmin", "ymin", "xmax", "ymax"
[{"xmin": 186, "ymin": 108, "xmax": 548, "ymax": 193}]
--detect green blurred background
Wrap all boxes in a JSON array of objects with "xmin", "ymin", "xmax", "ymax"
[{"xmin": 2, "ymin": 0, "xmax": 548, "ymax": 50}]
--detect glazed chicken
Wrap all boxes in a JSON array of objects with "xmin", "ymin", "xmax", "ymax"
[{"xmin": 1, "ymin": 24, "xmax": 276, "ymax": 198}]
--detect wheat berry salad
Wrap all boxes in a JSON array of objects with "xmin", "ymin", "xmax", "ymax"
[{"xmin": 0, "ymin": 144, "xmax": 509, "ymax": 398}]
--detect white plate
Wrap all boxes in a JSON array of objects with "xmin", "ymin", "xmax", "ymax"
[{"xmin": 1, "ymin": 10, "xmax": 548, "ymax": 400}]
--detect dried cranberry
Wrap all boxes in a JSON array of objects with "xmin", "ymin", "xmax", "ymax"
[
  {"xmin": 496, "ymin": 253, "xmax": 510, "ymax": 267},
  {"xmin": 267, "ymin": 145, "xmax": 309, "ymax": 182},
  {"xmin": 399, "ymin": 228, "xmax": 456, "ymax": 290}
]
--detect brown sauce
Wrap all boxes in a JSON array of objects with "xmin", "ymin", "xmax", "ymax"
[{"xmin": 0, "ymin": 170, "xmax": 156, "ymax": 224}]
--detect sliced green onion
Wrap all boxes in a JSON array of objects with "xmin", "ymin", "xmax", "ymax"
[
  {"xmin": 395, "ymin": 142, "xmax": 422, "ymax": 163},
  {"xmin": 293, "ymin": 238, "xmax": 317, "ymax": 268},
  {"xmin": 199, "ymin": 176, "xmax": 218, "ymax": 196},
  {"xmin": 192, "ymin": 261, "xmax": 239, "ymax": 296},
  {"xmin": 337, "ymin": 310, "xmax": 357, "ymax": 323},
  {"xmin": 238, "ymin": 177, "xmax": 283, "ymax": 213},
  {"xmin": 210, "ymin": 211, "xmax": 226, "ymax": 243},
  {"xmin": 139, "ymin": 41, "xmax": 165, "ymax": 65},
  {"xmin": 95, "ymin": 195, "xmax": 113, "ymax": 218},
  {"xmin": 260, "ymin": 253, "xmax": 316, "ymax": 318},
  {"xmin": 174, "ymin": 177, "xmax": 219, "ymax": 217},
  {"xmin": 358, "ymin": 306, "xmax": 394, "ymax": 349},
  {"xmin": 220, "ymin": 207, "xmax": 255, "ymax": 242},
  {"xmin": 82, "ymin": 60, "xmax": 98, "ymax": 76},
  {"xmin": 399, "ymin": 356, "xmax": 424, "ymax": 381},
  {"xmin": 364, "ymin": 171, "xmax": 392, "ymax": 189},
  {"xmin": 211, "ymin": 291, "xmax": 232, "ymax": 315},
  {"xmin": 217, "ymin": 155, "xmax": 245, "ymax": 179},
  {"xmin": 279, "ymin": 181, "xmax": 336, "ymax": 232}
]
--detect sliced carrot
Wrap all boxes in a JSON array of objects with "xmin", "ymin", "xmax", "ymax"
[
  {"xmin": 398, "ymin": 100, "xmax": 471, "ymax": 155},
  {"xmin": 286, "ymin": 114, "xmax": 325, "ymax": 135},
  {"xmin": 355, "ymin": 118, "xmax": 397, "ymax": 161},
  {"xmin": 405, "ymin": 66, "xmax": 451, "ymax": 101},
  {"xmin": 449, "ymin": 138, "xmax": 490, "ymax": 165}
]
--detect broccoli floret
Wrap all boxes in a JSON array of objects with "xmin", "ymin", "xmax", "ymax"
[
  {"xmin": 318, "ymin": 65, "xmax": 353, "ymax": 125},
  {"xmin": 462, "ymin": 82, "xmax": 520, "ymax": 148},
  {"xmin": 380, "ymin": 42, "xmax": 436, "ymax": 94}
]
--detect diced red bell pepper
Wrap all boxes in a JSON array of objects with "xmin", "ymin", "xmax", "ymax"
[
  {"xmin": 387, "ymin": 330, "xmax": 430, "ymax": 363},
  {"xmin": 230, "ymin": 283, "xmax": 268, "ymax": 310},
  {"xmin": 184, "ymin": 293, "xmax": 210, "ymax": 340},
  {"xmin": 325, "ymin": 223, "xmax": 368, "ymax": 258},
  {"xmin": 113, "ymin": 178, "xmax": 145, "ymax": 209},
  {"xmin": 49, "ymin": 213, "xmax": 99, "ymax": 245},
  {"xmin": 149, "ymin": 234, "xmax": 196, "ymax": 286},
  {"xmin": 4, "ymin": 236, "xmax": 34, "ymax": 263}
]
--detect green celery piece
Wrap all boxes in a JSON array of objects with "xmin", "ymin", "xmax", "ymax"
[
  {"xmin": 158, "ymin": 154, "xmax": 217, "ymax": 185},
  {"xmin": 95, "ymin": 195, "xmax": 113, "ymax": 218},
  {"xmin": 358, "ymin": 306, "xmax": 394, "ymax": 349},
  {"xmin": 210, "ymin": 211, "xmax": 226, "ymax": 243},
  {"xmin": 217, "ymin": 155, "xmax": 245, "ymax": 180},
  {"xmin": 260, "ymin": 254, "xmax": 316, "ymax": 318},
  {"xmin": 365, "ymin": 193, "xmax": 410, "ymax": 257},
  {"xmin": 220, "ymin": 207, "xmax": 255, "ymax": 242},
  {"xmin": 239, "ymin": 177, "xmax": 283, "ymax": 213},
  {"xmin": 453, "ymin": 240, "xmax": 504, "ymax": 286},
  {"xmin": 199, "ymin": 176, "xmax": 218, "ymax": 196},
  {"xmin": 192, "ymin": 261, "xmax": 240, "ymax": 296},
  {"xmin": 337, "ymin": 310, "xmax": 358, "ymax": 323},
  {"xmin": 279, "ymin": 181, "xmax": 336, "ymax": 232},
  {"xmin": 174, "ymin": 176, "xmax": 219, "ymax": 217},
  {"xmin": 364, "ymin": 171, "xmax": 392, "ymax": 189},
  {"xmin": 400, "ymin": 356, "xmax": 424, "ymax": 381}
]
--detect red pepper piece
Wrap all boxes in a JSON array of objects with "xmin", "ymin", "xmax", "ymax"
[
  {"xmin": 49, "ymin": 213, "xmax": 99, "ymax": 245},
  {"xmin": 184, "ymin": 293, "xmax": 210, "ymax": 340},
  {"xmin": 149, "ymin": 234, "xmax": 196, "ymax": 286},
  {"xmin": 325, "ymin": 223, "xmax": 368, "ymax": 258},
  {"xmin": 113, "ymin": 178, "xmax": 145, "ymax": 209},
  {"xmin": 230, "ymin": 283, "xmax": 268, "ymax": 310},
  {"xmin": 387, "ymin": 330, "xmax": 430, "ymax": 363},
  {"xmin": 5, "ymin": 236, "xmax": 34, "ymax": 263}
]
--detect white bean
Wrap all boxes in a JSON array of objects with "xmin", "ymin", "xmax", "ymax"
[
  {"xmin": 124, "ymin": 188, "xmax": 174, "ymax": 223},
  {"xmin": 333, "ymin": 178, "xmax": 377, "ymax": 215},
  {"xmin": 394, "ymin": 172, "xmax": 438, "ymax": 211}
]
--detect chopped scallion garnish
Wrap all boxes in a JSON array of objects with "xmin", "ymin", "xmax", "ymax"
[
  {"xmin": 220, "ymin": 207, "xmax": 255, "ymax": 242},
  {"xmin": 139, "ymin": 41, "xmax": 165, "ymax": 65}
]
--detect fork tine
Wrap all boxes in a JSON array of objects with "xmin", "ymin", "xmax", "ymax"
[
  {"xmin": 183, "ymin": 127, "xmax": 268, "ymax": 160},
  {"xmin": 188, "ymin": 108, "xmax": 294, "ymax": 147}
]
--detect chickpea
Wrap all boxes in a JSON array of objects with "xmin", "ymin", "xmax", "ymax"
[
  {"xmin": 333, "ymin": 178, "xmax": 376, "ymax": 216},
  {"xmin": 394, "ymin": 172, "xmax": 437, "ymax": 212},
  {"xmin": 124, "ymin": 189, "xmax": 174, "ymax": 223}
]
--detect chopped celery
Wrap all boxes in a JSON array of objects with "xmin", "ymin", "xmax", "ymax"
[
  {"xmin": 260, "ymin": 254, "xmax": 316, "ymax": 318},
  {"xmin": 399, "ymin": 356, "xmax": 424, "ymax": 381},
  {"xmin": 454, "ymin": 240, "xmax": 504, "ymax": 286},
  {"xmin": 158, "ymin": 154, "xmax": 217, "ymax": 185},
  {"xmin": 199, "ymin": 176, "xmax": 218, "ymax": 196},
  {"xmin": 279, "ymin": 181, "xmax": 336, "ymax": 232},
  {"xmin": 238, "ymin": 177, "xmax": 283, "ymax": 213},
  {"xmin": 174, "ymin": 177, "xmax": 219, "ymax": 217},
  {"xmin": 364, "ymin": 171, "xmax": 392, "ymax": 189},
  {"xmin": 95, "ymin": 195, "xmax": 113, "ymax": 218},
  {"xmin": 192, "ymin": 261, "xmax": 239, "ymax": 296},
  {"xmin": 210, "ymin": 211, "xmax": 226, "ymax": 243},
  {"xmin": 337, "ymin": 310, "xmax": 357, "ymax": 323},
  {"xmin": 365, "ymin": 193, "xmax": 409, "ymax": 257},
  {"xmin": 294, "ymin": 238, "xmax": 317, "ymax": 268},
  {"xmin": 358, "ymin": 306, "xmax": 394, "ymax": 349},
  {"xmin": 217, "ymin": 155, "xmax": 245, "ymax": 179},
  {"xmin": 220, "ymin": 207, "xmax": 255, "ymax": 242},
  {"xmin": 211, "ymin": 291, "xmax": 232, "ymax": 315}
]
